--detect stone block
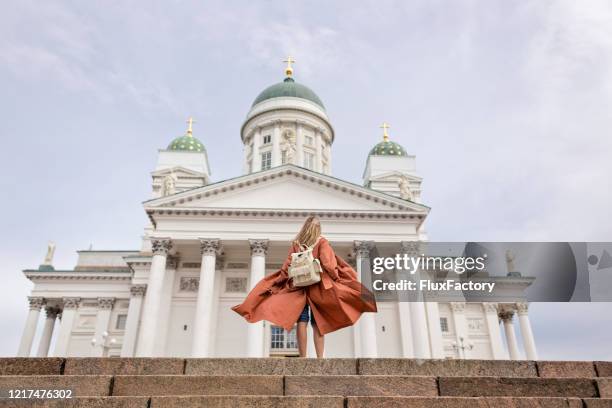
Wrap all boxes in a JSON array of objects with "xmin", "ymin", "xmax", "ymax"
[
  {"xmin": 0, "ymin": 358, "xmax": 64, "ymax": 375},
  {"xmin": 0, "ymin": 375, "xmax": 112, "ymax": 397},
  {"xmin": 596, "ymin": 362, "xmax": 612, "ymax": 377},
  {"xmin": 347, "ymin": 396, "xmax": 583, "ymax": 408},
  {"xmin": 599, "ymin": 378, "xmax": 612, "ymax": 398},
  {"xmin": 583, "ymin": 399, "xmax": 612, "ymax": 408},
  {"xmin": 63, "ymin": 358, "xmax": 184, "ymax": 375},
  {"xmin": 439, "ymin": 377, "xmax": 598, "ymax": 398},
  {"xmin": 111, "ymin": 375, "xmax": 283, "ymax": 396},
  {"xmin": 0, "ymin": 397, "xmax": 149, "ymax": 407},
  {"xmin": 537, "ymin": 361, "xmax": 596, "ymax": 378},
  {"xmin": 285, "ymin": 375, "xmax": 437, "ymax": 396},
  {"xmin": 149, "ymin": 396, "xmax": 344, "ymax": 408},
  {"xmin": 358, "ymin": 359, "xmax": 537, "ymax": 377},
  {"xmin": 185, "ymin": 358, "xmax": 357, "ymax": 375}
]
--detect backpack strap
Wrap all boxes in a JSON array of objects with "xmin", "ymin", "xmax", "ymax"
[{"xmin": 297, "ymin": 236, "xmax": 321, "ymax": 252}]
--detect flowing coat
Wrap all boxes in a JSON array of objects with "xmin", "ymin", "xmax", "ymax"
[{"xmin": 232, "ymin": 237, "xmax": 377, "ymax": 335}]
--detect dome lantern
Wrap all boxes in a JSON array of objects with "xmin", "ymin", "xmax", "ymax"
[
  {"xmin": 369, "ymin": 122, "xmax": 408, "ymax": 157},
  {"xmin": 167, "ymin": 117, "xmax": 206, "ymax": 153},
  {"xmin": 250, "ymin": 56, "xmax": 326, "ymax": 110}
]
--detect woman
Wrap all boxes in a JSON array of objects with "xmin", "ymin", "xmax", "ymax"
[{"xmin": 232, "ymin": 216, "xmax": 377, "ymax": 357}]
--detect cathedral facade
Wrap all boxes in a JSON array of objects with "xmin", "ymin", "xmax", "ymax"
[{"xmin": 18, "ymin": 61, "xmax": 537, "ymax": 361}]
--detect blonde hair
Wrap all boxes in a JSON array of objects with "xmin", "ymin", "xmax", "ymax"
[{"xmin": 294, "ymin": 215, "xmax": 321, "ymax": 248}]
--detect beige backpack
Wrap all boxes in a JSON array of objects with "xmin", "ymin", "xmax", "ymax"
[{"xmin": 288, "ymin": 238, "xmax": 322, "ymax": 287}]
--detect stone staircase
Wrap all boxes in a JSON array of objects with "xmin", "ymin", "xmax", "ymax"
[{"xmin": 0, "ymin": 358, "xmax": 611, "ymax": 407}]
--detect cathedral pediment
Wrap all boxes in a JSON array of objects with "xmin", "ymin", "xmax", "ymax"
[
  {"xmin": 151, "ymin": 166, "xmax": 206, "ymax": 178},
  {"xmin": 144, "ymin": 165, "xmax": 429, "ymax": 215},
  {"xmin": 368, "ymin": 170, "xmax": 422, "ymax": 182}
]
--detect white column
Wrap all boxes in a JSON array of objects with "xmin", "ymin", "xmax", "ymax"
[
  {"xmin": 483, "ymin": 303, "xmax": 507, "ymax": 359},
  {"xmin": 450, "ymin": 302, "xmax": 470, "ymax": 359},
  {"xmin": 155, "ymin": 257, "xmax": 177, "ymax": 355},
  {"xmin": 92, "ymin": 298, "xmax": 115, "ymax": 357},
  {"xmin": 500, "ymin": 310, "xmax": 520, "ymax": 360},
  {"xmin": 324, "ymin": 131, "xmax": 332, "ymax": 173},
  {"xmin": 516, "ymin": 303, "xmax": 538, "ymax": 360},
  {"xmin": 353, "ymin": 241, "xmax": 377, "ymax": 358},
  {"xmin": 242, "ymin": 135, "xmax": 250, "ymax": 174},
  {"xmin": 36, "ymin": 306, "xmax": 59, "ymax": 357},
  {"xmin": 252, "ymin": 127, "xmax": 262, "ymax": 172},
  {"xmin": 121, "ymin": 285, "xmax": 146, "ymax": 357},
  {"xmin": 17, "ymin": 297, "xmax": 44, "ymax": 357},
  {"xmin": 410, "ymin": 302, "xmax": 431, "ymax": 359},
  {"xmin": 272, "ymin": 121, "xmax": 282, "ymax": 167},
  {"xmin": 425, "ymin": 302, "xmax": 445, "ymax": 358},
  {"xmin": 191, "ymin": 238, "xmax": 220, "ymax": 357},
  {"xmin": 401, "ymin": 241, "xmax": 431, "ymax": 359},
  {"xmin": 315, "ymin": 128, "xmax": 323, "ymax": 172},
  {"xmin": 54, "ymin": 298, "xmax": 80, "ymax": 357},
  {"xmin": 247, "ymin": 239, "xmax": 268, "ymax": 357},
  {"xmin": 296, "ymin": 121, "xmax": 304, "ymax": 167},
  {"xmin": 397, "ymin": 302, "xmax": 414, "ymax": 357},
  {"xmin": 136, "ymin": 238, "xmax": 172, "ymax": 357}
]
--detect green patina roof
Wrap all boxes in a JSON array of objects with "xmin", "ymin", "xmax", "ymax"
[
  {"xmin": 167, "ymin": 134, "xmax": 206, "ymax": 152},
  {"xmin": 369, "ymin": 140, "xmax": 408, "ymax": 156},
  {"xmin": 252, "ymin": 77, "xmax": 325, "ymax": 110}
]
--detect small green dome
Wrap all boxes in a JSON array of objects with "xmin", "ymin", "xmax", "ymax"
[
  {"xmin": 167, "ymin": 135, "xmax": 205, "ymax": 152},
  {"xmin": 252, "ymin": 77, "xmax": 325, "ymax": 110},
  {"xmin": 369, "ymin": 140, "xmax": 408, "ymax": 156}
]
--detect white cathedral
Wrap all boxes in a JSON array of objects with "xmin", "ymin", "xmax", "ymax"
[{"xmin": 18, "ymin": 60, "xmax": 538, "ymax": 361}]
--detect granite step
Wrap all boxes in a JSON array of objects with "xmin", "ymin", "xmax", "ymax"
[
  {"xmin": 0, "ymin": 358, "xmax": 609, "ymax": 378},
  {"xmin": 0, "ymin": 375, "xmax": 112, "ymax": 397},
  {"xmin": 149, "ymin": 395, "xmax": 345, "ymax": 408},
  {"xmin": 3, "ymin": 396, "xmax": 609, "ymax": 408},
  {"xmin": 185, "ymin": 357, "xmax": 357, "ymax": 375},
  {"xmin": 111, "ymin": 375, "xmax": 284, "ymax": 396},
  {"xmin": 0, "ymin": 375, "xmax": 607, "ymax": 398},
  {"xmin": 109, "ymin": 375, "xmax": 604, "ymax": 398},
  {"xmin": 346, "ymin": 397, "xmax": 612, "ymax": 408},
  {"xmin": 0, "ymin": 396, "xmax": 147, "ymax": 408},
  {"xmin": 439, "ymin": 376, "xmax": 600, "ymax": 398}
]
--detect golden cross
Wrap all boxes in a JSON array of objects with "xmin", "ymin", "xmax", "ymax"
[
  {"xmin": 380, "ymin": 122, "xmax": 390, "ymax": 141},
  {"xmin": 283, "ymin": 56, "xmax": 296, "ymax": 77},
  {"xmin": 186, "ymin": 116, "xmax": 196, "ymax": 135}
]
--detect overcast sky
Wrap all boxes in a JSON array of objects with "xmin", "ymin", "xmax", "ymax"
[{"xmin": 0, "ymin": 1, "xmax": 611, "ymax": 360}]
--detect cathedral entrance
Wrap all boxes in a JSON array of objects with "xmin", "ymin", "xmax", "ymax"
[{"xmin": 269, "ymin": 325, "xmax": 298, "ymax": 356}]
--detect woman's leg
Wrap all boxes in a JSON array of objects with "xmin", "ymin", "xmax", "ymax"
[
  {"xmin": 297, "ymin": 322, "xmax": 308, "ymax": 357},
  {"xmin": 313, "ymin": 324, "xmax": 324, "ymax": 358}
]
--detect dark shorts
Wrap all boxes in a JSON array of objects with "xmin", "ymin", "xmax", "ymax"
[{"xmin": 297, "ymin": 303, "xmax": 316, "ymax": 326}]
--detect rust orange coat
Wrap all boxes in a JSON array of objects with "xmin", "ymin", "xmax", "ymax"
[{"xmin": 232, "ymin": 237, "xmax": 377, "ymax": 335}]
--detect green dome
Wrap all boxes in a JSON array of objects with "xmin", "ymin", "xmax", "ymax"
[
  {"xmin": 369, "ymin": 140, "xmax": 408, "ymax": 156},
  {"xmin": 252, "ymin": 77, "xmax": 325, "ymax": 110},
  {"xmin": 167, "ymin": 134, "xmax": 205, "ymax": 152}
]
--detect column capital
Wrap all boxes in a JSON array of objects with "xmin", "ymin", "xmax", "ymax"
[
  {"xmin": 400, "ymin": 241, "xmax": 421, "ymax": 256},
  {"xmin": 28, "ymin": 297, "xmax": 44, "ymax": 311},
  {"xmin": 199, "ymin": 239, "xmax": 220, "ymax": 256},
  {"xmin": 483, "ymin": 303, "xmax": 499, "ymax": 313},
  {"xmin": 130, "ymin": 284, "xmax": 147, "ymax": 297},
  {"xmin": 516, "ymin": 302, "xmax": 529, "ymax": 315},
  {"xmin": 98, "ymin": 297, "xmax": 115, "ymax": 310},
  {"xmin": 353, "ymin": 241, "xmax": 372, "ymax": 259},
  {"xmin": 44, "ymin": 306, "xmax": 60, "ymax": 319},
  {"xmin": 450, "ymin": 302, "xmax": 466, "ymax": 313},
  {"xmin": 249, "ymin": 239, "xmax": 269, "ymax": 256},
  {"xmin": 62, "ymin": 297, "xmax": 81, "ymax": 310},
  {"xmin": 499, "ymin": 310, "xmax": 515, "ymax": 322},
  {"xmin": 151, "ymin": 238, "xmax": 173, "ymax": 255}
]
